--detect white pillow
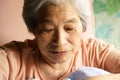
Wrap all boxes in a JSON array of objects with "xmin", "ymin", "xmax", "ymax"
[{"xmin": 64, "ymin": 67, "xmax": 110, "ymax": 80}]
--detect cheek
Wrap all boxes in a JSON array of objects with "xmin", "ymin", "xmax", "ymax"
[
  {"xmin": 72, "ymin": 36, "xmax": 81, "ymax": 47},
  {"xmin": 69, "ymin": 32, "xmax": 82, "ymax": 48},
  {"xmin": 36, "ymin": 36, "xmax": 51, "ymax": 50},
  {"xmin": 71, "ymin": 30, "xmax": 82, "ymax": 41}
]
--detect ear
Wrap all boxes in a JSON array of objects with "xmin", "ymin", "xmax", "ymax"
[{"xmin": 82, "ymin": 25, "xmax": 86, "ymax": 32}]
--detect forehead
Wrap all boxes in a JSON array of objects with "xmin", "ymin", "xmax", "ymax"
[{"xmin": 36, "ymin": 3, "xmax": 78, "ymax": 19}]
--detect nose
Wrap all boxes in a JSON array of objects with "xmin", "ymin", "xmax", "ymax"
[{"xmin": 52, "ymin": 29, "xmax": 67, "ymax": 46}]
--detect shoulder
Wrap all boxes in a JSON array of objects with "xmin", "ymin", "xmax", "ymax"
[
  {"xmin": 0, "ymin": 39, "xmax": 35, "ymax": 54},
  {"xmin": 82, "ymin": 38, "xmax": 107, "ymax": 45},
  {"xmin": 0, "ymin": 39, "xmax": 36, "ymax": 79},
  {"xmin": 0, "ymin": 39, "xmax": 36, "ymax": 64},
  {"xmin": 82, "ymin": 38, "xmax": 113, "ymax": 50},
  {"xmin": 1, "ymin": 39, "xmax": 35, "ymax": 51},
  {"xmin": 81, "ymin": 38, "xmax": 114, "ymax": 67}
]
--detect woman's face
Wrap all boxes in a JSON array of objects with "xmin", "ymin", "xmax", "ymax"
[{"xmin": 34, "ymin": 3, "xmax": 83, "ymax": 63}]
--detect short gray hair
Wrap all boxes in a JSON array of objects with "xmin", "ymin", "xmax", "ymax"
[{"xmin": 22, "ymin": 0, "xmax": 91, "ymax": 33}]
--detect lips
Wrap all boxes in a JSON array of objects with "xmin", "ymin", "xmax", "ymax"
[
  {"xmin": 48, "ymin": 46, "xmax": 71, "ymax": 55},
  {"xmin": 50, "ymin": 50, "xmax": 68, "ymax": 55},
  {"xmin": 51, "ymin": 51, "xmax": 67, "ymax": 53}
]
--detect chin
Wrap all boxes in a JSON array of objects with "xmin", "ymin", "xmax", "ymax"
[{"xmin": 51, "ymin": 55, "xmax": 73, "ymax": 64}]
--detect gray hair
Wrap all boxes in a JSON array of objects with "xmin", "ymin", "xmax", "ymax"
[{"xmin": 22, "ymin": 0, "xmax": 91, "ymax": 33}]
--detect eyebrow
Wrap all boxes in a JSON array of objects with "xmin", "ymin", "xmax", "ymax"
[
  {"xmin": 38, "ymin": 18, "xmax": 77, "ymax": 25},
  {"xmin": 64, "ymin": 18, "xmax": 77, "ymax": 23},
  {"xmin": 38, "ymin": 19, "xmax": 57, "ymax": 27},
  {"xmin": 39, "ymin": 19, "xmax": 53, "ymax": 23}
]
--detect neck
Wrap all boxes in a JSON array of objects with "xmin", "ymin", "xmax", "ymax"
[{"xmin": 39, "ymin": 54, "xmax": 75, "ymax": 80}]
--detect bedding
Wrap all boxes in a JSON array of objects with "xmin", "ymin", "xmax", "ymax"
[{"xmin": 64, "ymin": 67, "xmax": 110, "ymax": 80}]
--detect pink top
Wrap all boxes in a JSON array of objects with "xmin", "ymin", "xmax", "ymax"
[{"xmin": 0, "ymin": 38, "xmax": 120, "ymax": 80}]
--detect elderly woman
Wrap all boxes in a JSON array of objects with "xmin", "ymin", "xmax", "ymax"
[{"xmin": 0, "ymin": 0, "xmax": 120, "ymax": 80}]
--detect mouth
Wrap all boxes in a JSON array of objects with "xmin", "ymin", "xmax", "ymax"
[{"xmin": 50, "ymin": 50, "xmax": 69, "ymax": 55}]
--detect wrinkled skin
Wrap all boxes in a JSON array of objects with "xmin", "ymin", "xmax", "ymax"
[{"xmin": 34, "ymin": 3, "xmax": 83, "ymax": 64}]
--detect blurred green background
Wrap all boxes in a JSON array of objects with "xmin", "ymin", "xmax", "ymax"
[{"xmin": 93, "ymin": 0, "xmax": 120, "ymax": 49}]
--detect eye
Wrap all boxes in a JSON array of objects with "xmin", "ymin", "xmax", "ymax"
[
  {"xmin": 36, "ymin": 23, "xmax": 54, "ymax": 34},
  {"xmin": 65, "ymin": 27, "xmax": 76, "ymax": 33},
  {"xmin": 39, "ymin": 29, "xmax": 54, "ymax": 33}
]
